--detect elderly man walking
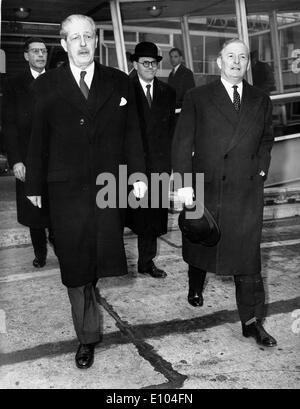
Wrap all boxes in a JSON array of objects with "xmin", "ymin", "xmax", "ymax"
[
  {"xmin": 25, "ymin": 14, "xmax": 146, "ymax": 369},
  {"xmin": 172, "ymin": 38, "xmax": 277, "ymax": 348}
]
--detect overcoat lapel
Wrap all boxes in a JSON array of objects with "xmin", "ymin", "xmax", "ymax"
[
  {"xmin": 57, "ymin": 62, "xmax": 116, "ymax": 120},
  {"xmin": 209, "ymin": 79, "xmax": 238, "ymax": 127},
  {"xmin": 225, "ymin": 80, "xmax": 263, "ymax": 153},
  {"xmin": 58, "ymin": 64, "xmax": 92, "ymax": 119},
  {"xmin": 147, "ymin": 78, "xmax": 166, "ymax": 134},
  {"xmin": 19, "ymin": 67, "xmax": 34, "ymax": 91},
  {"xmin": 133, "ymin": 75, "xmax": 152, "ymax": 124},
  {"xmin": 209, "ymin": 79, "xmax": 263, "ymax": 153},
  {"xmin": 92, "ymin": 62, "xmax": 115, "ymax": 115}
]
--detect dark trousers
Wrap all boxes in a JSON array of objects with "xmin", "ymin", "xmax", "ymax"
[
  {"xmin": 29, "ymin": 227, "xmax": 55, "ymax": 259},
  {"xmin": 188, "ymin": 265, "xmax": 265, "ymax": 323},
  {"xmin": 67, "ymin": 280, "xmax": 102, "ymax": 344},
  {"xmin": 30, "ymin": 228, "xmax": 47, "ymax": 259},
  {"xmin": 137, "ymin": 235, "xmax": 157, "ymax": 270}
]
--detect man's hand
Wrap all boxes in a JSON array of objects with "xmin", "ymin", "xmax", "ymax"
[
  {"xmin": 259, "ymin": 170, "xmax": 266, "ymax": 177},
  {"xmin": 177, "ymin": 187, "xmax": 194, "ymax": 206},
  {"xmin": 27, "ymin": 196, "xmax": 42, "ymax": 208},
  {"xmin": 13, "ymin": 162, "xmax": 26, "ymax": 182},
  {"xmin": 133, "ymin": 181, "xmax": 147, "ymax": 199}
]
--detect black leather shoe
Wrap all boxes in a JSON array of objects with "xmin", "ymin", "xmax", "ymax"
[
  {"xmin": 138, "ymin": 263, "xmax": 167, "ymax": 278},
  {"xmin": 188, "ymin": 288, "xmax": 203, "ymax": 307},
  {"xmin": 75, "ymin": 343, "xmax": 95, "ymax": 369},
  {"xmin": 242, "ymin": 321, "xmax": 277, "ymax": 347},
  {"xmin": 33, "ymin": 257, "xmax": 46, "ymax": 268}
]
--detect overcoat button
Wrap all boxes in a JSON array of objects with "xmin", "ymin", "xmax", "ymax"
[
  {"xmin": 222, "ymin": 175, "xmax": 226, "ymax": 181},
  {"xmin": 80, "ymin": 118, "xmax": 85, "ymax": 125},
  {"xmin": 250, "ymin": 176, "xmax": 254, "ymax": 180},
  {"xmin": 224, "ymin": 154, "xmax": 228, "ymax": 159}
]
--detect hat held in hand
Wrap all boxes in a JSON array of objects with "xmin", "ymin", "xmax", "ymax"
[{"xmin": 178, "ymin": 205, "xmax": 221, "ymax": 246}]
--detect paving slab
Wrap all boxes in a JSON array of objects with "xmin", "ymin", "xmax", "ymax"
[
  {"xmin": 0, "ymin": 343, "xmax": 166, "ymax": 389},
  {"xmin": 0, "ymin": 204, "xmax": 299, "ymax": 388}
]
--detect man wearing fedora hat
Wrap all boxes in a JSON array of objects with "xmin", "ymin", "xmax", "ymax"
[
  {"xmin": 125, "ymin": 42, "xmax": 176, "ymax": 278},
  {"xmin": 172, "ymin": 38, "xmax": 277, "ymax": 348}
]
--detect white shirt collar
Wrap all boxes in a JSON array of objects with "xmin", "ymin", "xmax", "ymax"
[
  {"xmin": 138, "ymin": 76, "xmax": 154, "ymax": 98},
  {"xmin": 221, "ymin": 77, "xmax": 243, "ymax": 103},
  {"xmin": 30, "ymin": 68, "xmax": 45, "ymax": 79},
  {"xmin": 172, "ymin": 64, "xmax": 181, "ymax": 74},
  {"xmin": 69, "ymin": 61, "xmax": 95, "ymax": 89}
]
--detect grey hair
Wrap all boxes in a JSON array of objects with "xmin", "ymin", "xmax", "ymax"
[
  {"xmin": 60, "ymin": 14, "xmax": 96, "ymax": 39},
  {"xmin": 218, "ymin": 38, "xmax": 249, "ymax": 58}
]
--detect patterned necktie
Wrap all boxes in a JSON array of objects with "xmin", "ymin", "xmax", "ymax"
[
  {"xmin": 80, "ymin": 71, "xmax": 89, "ymax": 100},
  {"xmin": 146, "ymin": 84, "xmax": 152, "ymax": 108},
  {"xmin": 232, "ymin": 85, "xmax": 240, "ymax": 111}
]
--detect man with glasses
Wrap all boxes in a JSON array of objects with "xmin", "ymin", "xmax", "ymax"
[
  {"xmin": 3, "ymin": 37, "xmax": 54, "ymax": 269},
  {"xmin": 126, "ymin": 42, "xmax": 176, "ymax": 278},
  {"xmin": 25, "ymin": 15, "xmax": 146, "ymax": 369}
]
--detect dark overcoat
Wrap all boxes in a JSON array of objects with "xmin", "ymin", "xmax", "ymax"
[
  {"xmin": 168, "ymin": 64, "xmax": 195, "ymax": 109},
  {"xmin": 126, "ymin": 75, "xmax": 176, "ymax": 237},
  {"xmin": 25, "ymin": 62, "xmax": 145, "ymax": 287},
  {"xmin": 2, "ymin": 68, "xmax": 50, "ymax": 228},
  {"xmin": 172, "ymin": 79, "xmax": 274, "ymax": 276}
]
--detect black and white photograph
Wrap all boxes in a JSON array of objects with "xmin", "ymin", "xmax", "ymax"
[{"xmin": 0, "ymin": 0, "xmax": 299, "ymax": 393}]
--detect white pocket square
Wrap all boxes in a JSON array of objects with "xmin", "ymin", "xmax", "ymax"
[{"xmin": 119, "ymin": 97, "xmax": 127, "ymax": 106}]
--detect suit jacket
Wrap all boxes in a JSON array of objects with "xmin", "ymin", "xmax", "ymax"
[
  {"xmin": 2, "ymin": 68, "xmax": 50, "ymax": 228},
  {"xmin": 25, "ymin": 62, "xmax": 145, "ymax": 287},
  {"xmin": 168, "ymin": 64, "xmax": 195, "ymax": 109},
  {"xmin": 126, "ymin": 75, "xmax": 176, "ymax": 237},
  {"xmin": 172, "ymin": 79, "xmax": 274, "ymax": 276}
]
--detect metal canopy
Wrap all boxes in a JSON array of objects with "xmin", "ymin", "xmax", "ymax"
[{"xmin": 2, "ymin": 0, "xmax": 300, "ymax": 24}]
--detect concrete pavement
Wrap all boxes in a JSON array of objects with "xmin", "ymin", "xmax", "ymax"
[{"xmin": 0, "ymin": 176, "xmax": 300, "ymax": 389}]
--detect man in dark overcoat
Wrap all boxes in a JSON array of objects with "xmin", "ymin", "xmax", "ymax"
[
  {"xmin": 126, "ymin": 42, "xmax": 176, "ymax": 278},
  {"xmin": 2, "ymin": 37, "xmax": 54, "ymax": 268},
  {"xmin": 168, "ymin": 47, "xmax": 195, "ymax": 112},
  {"xmin": 25, "ymin": 15, "xmax": 146, "ymax": 369},
  {"xmin": 172, "ymin": 38, "xmax": 277, "ymax": 347}
]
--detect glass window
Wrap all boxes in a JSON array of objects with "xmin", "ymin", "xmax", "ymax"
[
  {"xmin": 280, "ymin": 25, "xmax": 300, "ymax": 91},
  {"xmin": 124, "ymin": 32, "xmax": 137, "ymax": 42},
  {"xmin": 104, "ymin": 30, "xmax": 115, "ymax": 41},
  {"xmin": 139, "ymin": 33, "xmax": 170, "ymax": 45},
  {"xmin": 190, "ymin": 35, "xmax": 203, "ymax": 74}
]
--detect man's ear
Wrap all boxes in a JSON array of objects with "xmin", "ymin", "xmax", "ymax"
[
  {"xmin": 60, "ymin": 38, "xmax": 67, "ymax": 52},
  {"xmin": 95, "ymin": 35, "xmax": 98, "ymax": 49},
  {"xmin": 216, "ymin": 56, "xmax": 222, "ymax": 70},
  {"xmin": 133, "ymin": 61, "xmax": 138, "ymax": 71},
  {"xmin": 24, "ymin": 52, "xmax": 29, "ymax": 62}
]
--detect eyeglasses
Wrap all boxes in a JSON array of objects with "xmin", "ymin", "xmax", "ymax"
[
  {"xmin": 137, "ymin": 60, "xmax": 159, "ymax": 68},
  {"xmin": 28, "ymin": 48, "xmax": 48, "ymax": 55}
]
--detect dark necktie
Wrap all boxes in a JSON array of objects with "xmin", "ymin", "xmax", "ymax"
[
  {"xmin": 146, "ymin": 84, "xmax": 152, "ymax": 108},
  {"xmin": 232, "ymin": 85, "xmax": 240, "ymax": 111},
  {"xmin": 80, "ymin": 71, "xmax": 89, "ymax": 100}
]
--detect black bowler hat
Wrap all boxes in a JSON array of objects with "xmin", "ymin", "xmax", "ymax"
[
  {"xmin": 178, "ymin": 206, "xmax": 221, "ymax": 246},
  {"xmin": 130, "ymin": 42, "xmax": 163, "ymax": 62}
]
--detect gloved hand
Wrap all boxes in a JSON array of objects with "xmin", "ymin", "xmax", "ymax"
[
  {"xmin": 177, "ymin": 187, "xmax": 194, "ymax": 206},
  {"xmin": 133, "ymin": 181, "xmax": 147, "ymax": 199}
]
